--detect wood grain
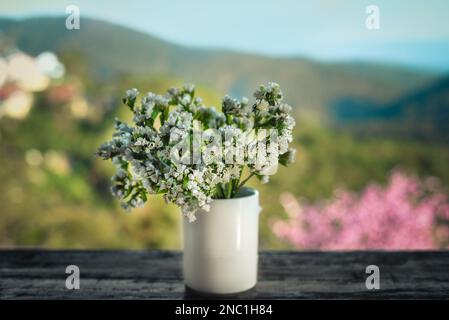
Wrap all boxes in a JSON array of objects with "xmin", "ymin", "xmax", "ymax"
[{"xmin": 0, "ymin": 250, "xmax": 448, "ymax": 299}]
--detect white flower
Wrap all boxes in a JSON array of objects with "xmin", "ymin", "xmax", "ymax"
[
  {"xmin": 260, "ymin": 175, "xmax": 270, "ymax": 184},
  {"xmin": 279, "ymin": 103, "xmax": 292, "ymax": 113},
  {"xmin": 267, "ymin": 82, "xmax": 280, "ymax": 95},
  {"xmin": 98, "ymin": 82, "xmax": 296, "ymax": 222},
  {"xmin": 257, "ymin": 100, "xmax": 269, "ymax": 112},
  {"xmin": 125, "ymin": 88, "xmax": 139, "ymax": 100},
  {"xmin": 181, "ymin": 94, "xmax": 191, "ymax": 105},
  {"xmin": 134, "ymin": 137, "xmax": 148, "ymax": 147},
  {"xmin": 278, "ymin": 136, "xmax": 289, "ymax": 155},
  {"xmin": 183, "ymin": 83, "xmax": 195, "ymax": 93},
  {"xmin": 284, "ymin": 115, "xmax": 296, "ymax": 130}
]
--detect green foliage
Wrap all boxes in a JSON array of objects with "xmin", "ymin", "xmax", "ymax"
[
  {"xmin": 254, "ymin": 121, "xmax": 449, "ymax": 248},
  {"xmin": 0, "ymin": 16, "xmax": 448, "ymax": 249},
  {"xmin": 2, "ymin": 100, "xmax": 449, "ymax": 248},
  {"xmin": 333, "ymin": 76, "xmax": 449, "ymax": 144}
]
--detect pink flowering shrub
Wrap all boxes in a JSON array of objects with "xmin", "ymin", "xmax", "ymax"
[{"xmin": 273, "ymin": 171, "xmax": 449, "ymax": 250}]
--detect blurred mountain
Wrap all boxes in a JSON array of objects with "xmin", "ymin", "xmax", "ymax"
[
  {"xmin": 2, "ymin": 17, "xmax": 449, "ymax": 249},
  {"xmin": 0, "ymin": 16, "xmax": 435, "ymax": 115},
  {"xmin": 332, "ymin": 76, "xmax": 449, "ymax": 143}
]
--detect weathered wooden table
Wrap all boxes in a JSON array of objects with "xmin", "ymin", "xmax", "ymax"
[{"xmin": 0, "ymin": 250, "xmax": 448, "ymax": 299}]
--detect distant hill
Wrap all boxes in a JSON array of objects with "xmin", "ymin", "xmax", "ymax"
[
  {"xmin": 0, "ymin": 16, "xmax": 435, "ymax": 115},
  {"xmin": 332, "ymin": 76, "xmax": 449, "ymax": 143},
  {"xmin": 2, "ymin": 17, "xmax": 449, "ymax": 250}
]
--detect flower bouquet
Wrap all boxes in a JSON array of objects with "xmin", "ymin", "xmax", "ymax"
[{"xmin": 97, "ymin": 82, "xmax": 296, "ymax": 294}]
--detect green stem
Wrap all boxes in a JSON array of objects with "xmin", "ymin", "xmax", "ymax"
[
  {"xmin": 226, "ymin": 114, "xmax": 232, "ymax": 125},
  {"xmin": 233, "ymin": 176, "xmax": 241, "ymax": 197},
  {"xmin": 237, "ymin": 172, "xmax": 255, "ymax": 191},
  {"xmin": 226, "ymin": 182, "xmax": 232, "ymax": 199},
  {"xmin": 215, "ymin": 184, "xmax": 224, "ymax": 199}
]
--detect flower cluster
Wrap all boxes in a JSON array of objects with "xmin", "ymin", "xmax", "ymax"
[
  {"xmin": 97, "ymin": 83, "xmax": 296, "ymax": 221},
  {"xmin": 273, "ymin": 171, "xmax": 449, "ymax": 250}
]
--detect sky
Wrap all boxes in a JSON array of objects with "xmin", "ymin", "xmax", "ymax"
[{"xmin": 1, "ymin": 0, "xmax": 449, "ymax": 70}]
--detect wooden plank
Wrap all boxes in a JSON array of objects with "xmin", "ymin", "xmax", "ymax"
[{"xmin": 0, "ymin": 250, "xmax": 448, "ymax": 299}]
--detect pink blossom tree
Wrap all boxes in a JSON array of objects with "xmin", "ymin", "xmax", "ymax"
[{"xmin": 273, "ymin": 171, "xmax": 449, "ymax": 250}]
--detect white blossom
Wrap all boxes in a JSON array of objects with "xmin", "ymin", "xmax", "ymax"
[
  {"xmin": 257, "ymin": 100, "xmax": 269, "ymax": 112},
  {"xmin": 98, "ymin": 82, "xmax": 296, "ymax": 222},
  {"xmin": 260, "ymin": 175, "xmax": 270, "ymax": 184},
  {"xmin": 125, "ymin": 88, "xmax": 139, "ymax": 100}
]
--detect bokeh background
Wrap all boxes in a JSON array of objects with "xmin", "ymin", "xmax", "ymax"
[{"xmin": 1, "ymin": 0, "xmax": 449, "ymax": 250}]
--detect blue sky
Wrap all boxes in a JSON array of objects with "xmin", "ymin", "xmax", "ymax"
[{"xmin": 1, "ymin": 0, "xmax": 449, "ymax": 70}]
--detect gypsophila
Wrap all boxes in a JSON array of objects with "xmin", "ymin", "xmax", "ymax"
[{"xmin": 97, "ymin": 82, "xmax": 296, "ymax": 222}]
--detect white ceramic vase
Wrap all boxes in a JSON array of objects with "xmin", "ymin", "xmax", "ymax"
[{"xmin": 182, "ymin": 188, "xmax": 261, "ymax": 294}]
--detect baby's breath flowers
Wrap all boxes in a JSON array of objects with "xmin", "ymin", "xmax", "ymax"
[{"xmin": 97, "ymin": 82, "xmax": 296, "ymax": 222}]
